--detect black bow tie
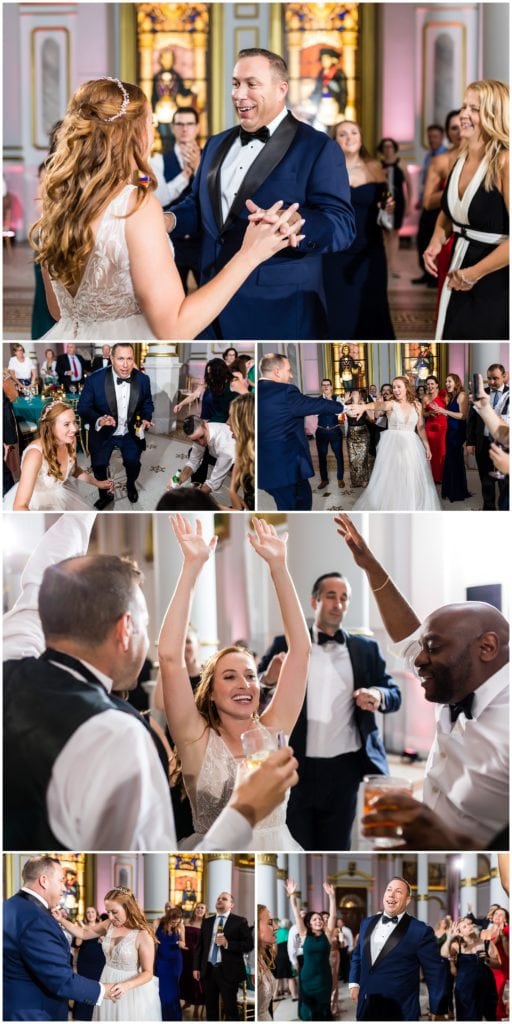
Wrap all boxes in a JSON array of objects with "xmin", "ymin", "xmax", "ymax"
[
  {"xmin": 381, "ymin": 914, "xmax": 398, "ymax": 925},
  {"xmin": 116, "ymin": 375, "xmax": 132, "ymax": 385},
  {"xmin": 317, "ymin": 630, "xmax": 344, "ymax": 646},
  {"xmin": 240, "ymin": 125, "xmax": 270, "ymax": 146},
  {"xmin": 449, "ymin": 692, "xmax": 474, "ymax": 723}
]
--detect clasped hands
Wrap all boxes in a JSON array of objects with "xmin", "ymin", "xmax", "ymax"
[
  {"xmin": 245, "ymin": 198, "xmax": 304, "ymax": 248},
  {"xmin": 98, "ymin": 415, "xmax": 153, "ymax": 431},
  {"xmin": 103, "ymin": 982, "xmax": 127, "ymax": 1003}
]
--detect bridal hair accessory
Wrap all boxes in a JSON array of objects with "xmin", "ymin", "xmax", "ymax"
[
  {"xmin": 102, "ymin": 78, "xmax": 130, "ymax": 122},
  {"xmin": 113, "ymin": 886, "xmax": 133, "ymax": 896},
  {"xmin": 40, "ymin": 401, "xmax": 66, "ymax": 422}
]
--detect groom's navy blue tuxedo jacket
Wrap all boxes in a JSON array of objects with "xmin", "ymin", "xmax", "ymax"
[
  {"xmin": 172, "ymin": 112, "xmax": 355, "ymax": 339},
  {"xmin": 77, "ymin": 366, "xmax": 153, "ymax": 466},
  {"xmin": 3, "ymin": 890, "xmax": 101, "ymax": 1021},
  {"xmin": 350, "ymin": 912, "xmax": 448, "ymax": 1021},
  {"xmin": 258, "ymin": 628, "xmax": 400, "ymax": 776}
]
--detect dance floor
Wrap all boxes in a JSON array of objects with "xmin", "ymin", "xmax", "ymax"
[
  {"xmin": 3, "ymin": 241, "xmax": 436, "ymax": 340},
  {"xmin": 273, "ymin": 977, "xmax": 433, "ymax": 1021},
  {"xmin": 257, "ymin": 435, "xmax": 483, "ymax": 512}
]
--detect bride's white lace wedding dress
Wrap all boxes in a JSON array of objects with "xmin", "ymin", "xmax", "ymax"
[
  {"xmin": 93, "ymin": 926, "xmax": 161, "ymax": 1022},
  {"xmin": 43, "ymin": 185, "xmax": 157, "ymax": 340},
  {"xmin": 3, "ymin": 442, "xmax": 92, "ymax": 510},
  {"xmin": 354, "ymin": 402, "xmax": 441, "ymax": 511},
  {"xmin": 179, "ymin": 729, "xmax": 303, "ymax": 852}
]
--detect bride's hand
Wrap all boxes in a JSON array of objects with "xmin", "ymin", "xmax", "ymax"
[
  {"xmin": 240, "ymin": 202, "xmax": 305, "ymax": 266},
  {"xmin": 170, "ymin": 513, "xmax": 217, "ymax": 568},
  {"xmin": 110, "ymin": 981, "xmax": 128, "ymax": 1000},
  {"xmin": 246, "ymin": 198, "xmax": 304, "ymax": 251},
  {"xmin": 248, "ymin": 516, "xmax": 288, "ymax": 569}
]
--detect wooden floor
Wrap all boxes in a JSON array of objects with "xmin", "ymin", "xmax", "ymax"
[{"xmin": 3, "ymin": 240, "xmax": 437, "ymax": 341}]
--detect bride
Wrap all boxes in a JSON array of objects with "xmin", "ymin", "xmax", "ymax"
[
  {"xmin": 3, "ymin": 400, "xmax": 113, "ymax": 510},
  {"xmin": 159, "ymin": 514, "xmax": 310, "ymax": 851},
  {"xmin": 54, "ymin": 887, "xmax": 161, "ymax": 1021},
  {"xmin": 352, "ymin": 376, "xmax": 441, "ymax": 511},
  {"xmin": 31, "ymin": 77, "xmax": 304, "ymax": 340}
]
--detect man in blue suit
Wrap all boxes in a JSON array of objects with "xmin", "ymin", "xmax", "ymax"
[
  {"xmin": 77, "ymin": 343, "xmax": 154, "ymax": 508},
  {"xmin": 258, "ymin": 569, "xmax": 400, "ymax": 849},
  {"xmin": 152, "ymin": 107, "xmax": 202, "ymax": 292},
  {"xmin": 170, "ymin": 48, "xmax": 355, "ymax": 339},
  {"xmin": 258, "ymin": 352, "xmax": 347, "ymax": 511},
  {"xmin": 350, "ymin": 876, "xmax": 447, "ymax": 1021},
  {"xmin": 4, "ymin": 855, "xmax": 110, "ymax": 1020}
]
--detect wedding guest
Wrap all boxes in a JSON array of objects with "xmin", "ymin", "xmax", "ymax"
[
  {"xmin": 258, "ymin": 905, "xmax": 277, "ymax": 1022},
  {"xmin": 345, "ymin": 388, "xmax": 371, "ymax": 489},
  {"xmin": 180, "ymin": 903, "xmax": 207, "ymax": 1017},
  {"xmin": 223, "ymin": 347, "xmax": 238, "ymax": 367},
  {"xmin": 286, "ymin": 879, "xmax": 336, "ymax": 1021},
  {"xmin": 73, "ymin": 907, "xmax": 106, "ymax": 1021},
  {"xmin": 467, "ymin": 362, "xmax": 509, "ymax": 510},
  {"xmin": 228, "ymin": 392, "xmax": 255, "ymax": 509},
  {"xmin": 412, "ymin": 124, "xmax": 447, "ymax": 288},
  {"xmin": 274, "ymin": 918, "xmax": 297, "ymax": 1002},
  {"xmin": 324, "ymin": 120, "xmax": 395, "ymax": 339},
  {"xmin": 177, "ymin": 415, "xmax": 235, "ymax": 496},
  {"xmin": 3, "ymin": 372, "xmax": 20, "ymax": 496},
  {"xmin": 192, "ymin": 892, "xmax": 252, "ymax": 1022},
  {"xmin": 39, "ymin": 347, "xmax": 59, "ymax": 386},
  {"xmin": 152, "ymin": 107, "xmax": 201, "ymax": 292},
  {"xmin": 91, "ymin": 345, "xmax": 112, "ymax": 372},
  {"xmin": 423, "ymin": 374, "xmax": 447, "ymax": 484},
  {"xmin": 429, "ymin": 373, "xmax": 471, "ymax": 502},
  {"xmin": 3, "ymin": 512, "xmax": 301, "ymax": 852},
  {"xmin": 377, "ymin": 136, "xmax": 413, "ymax": 278},
  {"xmin": 3, "ymin": 400, "xmax": 113, "ymax": 511},
  {"xmin": 155, "ymin": 906, "xmax": 186, "ymax": 1021},
  {"xmin": 30, "ymin": 77, "xmax": 305, "ymax": 341},
  {"xmin": 8, "ymin": 344, "xmax": 37, "ymax": 387},
  {"xmin": 315, "ymin": 378, "xmax": 345, "ymax": 492},
  {"xmin": 56, "ymin": 343, "xmax": 86, "ymax": 391}
]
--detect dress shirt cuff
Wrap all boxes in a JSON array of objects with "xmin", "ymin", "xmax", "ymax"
[
  {"xmin": 368, "ymin": 687, "xmax": 382, "ymax": 707},
  {"xmin": 348, "ymin": 983, "xmax": 359, "ymax": 990},
  {"xmin": 95, "ymin": 418, "xmax": 105, "ymax": 432},
  {"xmin": 97, "ymin": 984, "xmax": 104, "ymax": 1006}
]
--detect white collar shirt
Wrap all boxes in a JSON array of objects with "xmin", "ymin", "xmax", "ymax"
[
  {"xmin": 67, "ymin": 354, "xmax": 82, "ymax": 382},
  {"xmin": 370, "ymin": 912, "xmax": 406, "ymax": 963},
  {"xmin": 185, "ymin": 423, "xmax": 235, "ymax": 491},
  {"xmin": 208, "ymin": 911, "xmax": 231, "ymax": 964},
  {"xmin": 21, "ymin": 887, "xmax": 49, "ymax": 909},
  {"xmin": 306, "ymin": 625, "xmax": 359, "ymax": 758},
  {"xmin": 112, "ymin": 374, "xmax": 131, "ymax": 436},
  {"xmin": 220, "ymin": 106, "xmax": 289, "ymax": 223}
]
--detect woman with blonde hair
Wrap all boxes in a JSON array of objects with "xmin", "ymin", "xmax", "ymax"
[
  {"xmin": 159, "ymin": 513, "xmax": 310, "ymax": 851},
  {"xmin": 258, "ymin": 905, "xmax": 277, "ymax": 1021},
  {"xmin": 3, "ymin": 400, "xmax": 113, "ymax": 510},
  {"xmin": 228, "ymin": 393, "xmax": 255, "ymax": 510},
  {"xmin": 424, "ymin": 79, "xmax": 509, "ymax": 339},
  {"xmin": 55, "ymin": 887, "xmax": 161, "ymax": 1021},
  {"xmin": 323, "ymin": 119, "xmax": 395, "ymax": 339},
  {"xmin": 31, "ymin": 78, "xmax": 304, "ymax": 340},
  {"xmin": 352, "ymin": 376, "xmax": 440, "ymax": 510}
]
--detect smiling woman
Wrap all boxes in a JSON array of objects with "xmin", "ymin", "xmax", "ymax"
[{"xmin": 158, "ymin": 513, "xmax": 311, "ymax": 850}]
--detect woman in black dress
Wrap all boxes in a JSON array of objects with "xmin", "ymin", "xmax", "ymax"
[
  {"xmin": 323, "ymin": 120, "xmax": 395, "ymax": 340},
  {"xmin": 377, "ymin": 137, "xmax": 413, "ymax": 278},
  {"xmin": 424, "ymin": 79, "xmax": 509, "ymax": 340}
]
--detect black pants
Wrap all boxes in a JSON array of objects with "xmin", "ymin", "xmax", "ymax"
[
  {"xmin": 476, "ymin": 443, "xmax": 509, "ymax": 510},
  {"xmin": 315, "ymin": 427, "xmax": 344, "ymax": 481},
  {"xmin": 287, "ymin": 750, "xmax": 363, "ymax": 849},
  {"xmin": 93, "ymin": 436, "xmax": 141, "ymax": 499},
  {"xmin": 204, "ymin": 964, "xmax": 240, "ymax": 1021}
]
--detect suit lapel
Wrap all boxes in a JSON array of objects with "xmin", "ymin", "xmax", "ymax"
[
  {"xmin": 223, "ymin": 113, "xmax": 300, "ymax": 229},
  {"xmin": 372, "ymin": 913, "xmax": 412, "ymax": 968},
  {"xmin": 207, "ymin": 129, "xmax": 240, "ymax": 232},
  {"xmin": 104, "ymin": 368, "xmax": 118, "ymax": 420},
  {"xmin": 346, "ymin": 632, "xmax": 364, "ymax": 688},
  {"xmin": 127, "ymin": 374, "xmax": 141, "ymax": 425}
]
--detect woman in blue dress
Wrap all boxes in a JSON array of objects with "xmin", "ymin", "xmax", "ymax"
[
  {"xmin": 323, "ymin": 120, "xmax": 395, "ymax": 340},
  {"xmin": 155, "ymin": 907, "xmax": 186, "ymax": 1021},
  {"xmin": 429, "ymin": 373, "xmax": 471, "ymax": 502}
]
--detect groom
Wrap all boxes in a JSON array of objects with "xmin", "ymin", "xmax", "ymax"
[
  {"xmin": 4, "ymin": 855, "xmax": 112, "ymax": 1020},
  {"xmin": 170, "ymin": 47, "xmax": 355, "ymax": 340},
  {"xmin": 77, "ymin": 343, "xmax": 154, "ymax": 507}
]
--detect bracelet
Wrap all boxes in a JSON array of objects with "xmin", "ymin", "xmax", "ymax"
[
  {"xmin": 458, "ymin": 272, "xmax": 474, "ymax": 287},
  {"xmin": 371, "ymin": 575, "xmax": 390, "ymax": 594}
]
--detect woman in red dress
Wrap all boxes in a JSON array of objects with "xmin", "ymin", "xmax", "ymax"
[
  {"xmin": 423, "ymin": 375, "xmax": 448, "ymax": 484},
  {"xmin": 485, "ymin": 907, "xmax": 509, "ymax": 1020}
]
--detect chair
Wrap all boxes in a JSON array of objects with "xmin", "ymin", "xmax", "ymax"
[{"xmin": 237, "ymin": 981, "xmax": 255, "ymax": 1022}]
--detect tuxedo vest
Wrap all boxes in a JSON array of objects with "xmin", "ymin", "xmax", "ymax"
[{"xmin": 3, "ymin": 652, "xmax": 155, "ymax": 849}]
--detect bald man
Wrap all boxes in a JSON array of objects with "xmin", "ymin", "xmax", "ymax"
[{"xmin": 334, "ymin": 514, "xmax": 509, "ymax": 847}]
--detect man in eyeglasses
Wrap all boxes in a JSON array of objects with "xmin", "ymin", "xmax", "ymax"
[
  {"xmin": 334, "ymin": 514, "xmax": 509, "ymax": 849},
  {"xmin": 152, "ymin": 106, "xmax": 202, "ymax": 291}
]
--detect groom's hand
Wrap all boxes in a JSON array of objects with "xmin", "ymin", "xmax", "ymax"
[
  {"xmin": 98, "ymin": 415, "xmax": 116, "ymax": 428},
  {"xmin": 142, "ymin": 419, "xmax": 153, "ymax": 431},
  {"xmin": 246, "ymin": 199, "xmax": 303, "ymax": 248}
]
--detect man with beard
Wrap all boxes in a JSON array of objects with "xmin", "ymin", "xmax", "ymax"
[{"xmin": 334, "ymin": 514, "xmax": 509, "ymax": 848}]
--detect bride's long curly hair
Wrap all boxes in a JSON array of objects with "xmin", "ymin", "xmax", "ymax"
[
  {"xmin": 38, "ymin": 401, "xmax": 77, "ymax": 481},
  {"xmin": 104, "ymin": 887, "xmax": 156, "ymax": 944},
  {"xmin": 30, "ymin": 78, "xmax": 157, "ymax": 290}
]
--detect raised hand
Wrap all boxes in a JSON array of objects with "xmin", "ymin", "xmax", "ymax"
[
  {"xmin": 285, "ymin": 878, "xmax": 298, "ymax": 897},
  {"xmin": 323, "ymin": 881, "xmax": 335, "ymax": 899},
  {"xmin": 334, "ymin": 514, "xmax": 376, "ymax": 572},
  {"xmin": 248, "ymin": 516, "xmax": 288, "ymax": 568},
  {"xmin": 170, "ymin": 513, "xmax": 218, "ymax": 568}
]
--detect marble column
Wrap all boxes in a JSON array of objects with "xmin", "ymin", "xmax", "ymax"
[
  {"xmin": 143, "ymin": 854, "xmax": 169, "ymax": 924},
  {"xmin": 416, "ymin": 855, "xmax": 428, "ymax": 923},
  {"xmin": 459, "ymin": 853, "xmax": 478, "ymax": 917},
  {"xmin": 205, "ymin": 855, "xmax": 233, "ymax": 913},
  {"xmin": 277, "ymin": 856, "xmax": 288, "ymax": 921},
  {"xmin": 142, "ymin": 344, "xmax": 181, "ymax": 435},
  {"xmin": 257, "ymin": 855, "xmax": 278, "ymax": 918},
  {"xmin": 489, "ymin": 854, "xmax": 508, "ymax": 907},
  {"xmin": 153, "ymin": 511, "xmax": 218, "ymax": 661},
  {"xmin": 482, "ymin": 3, "xmax": 509, "ymax": 81}
]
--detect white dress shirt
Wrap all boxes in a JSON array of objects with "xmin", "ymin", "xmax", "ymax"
[
  {"xmin": 66, "ymin": 353, "xmax": 82, "ymax": 382},
  {"xmin": 306, "ymin": 630, "xmax": 359, "ymax": 758},
  {"xmin": 112, "ymin": 375, "xmax": 131, "ymax": 436},
  {"xmin": 4, "ymin": 514, "xmax": 253, "ymax": 852},
  {"xmin": 220, "ymin": 106, "xmax": 289, "ymax": 223},
  {"xmin": 391, "ymin": 629, "xmax": 509, "ymax": 844},
  {"xmin": 151, "ymin": 150, "xmax": 190, "ymax": 208},
  {"xmin": 185, "ymin": 422, "xmax": 236, "ymax": 492},
  {"xmin": 349, "ymin": 913, "xmax": 406, "ymax": 989}
]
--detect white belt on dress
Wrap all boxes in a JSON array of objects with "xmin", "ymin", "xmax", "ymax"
[
  {"xmin": 435, "ymin": 223, "xmax": 508, "ymax": 340},
  {"xmin": 452, "ymin": 223, "xmax": 508, "ymax": 245}
]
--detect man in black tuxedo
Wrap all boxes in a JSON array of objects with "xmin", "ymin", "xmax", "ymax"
[
  {"xmin": 466, "ymin": 362, "xmax": 509, "ymax": 510},
  {"xmin": 91, "ymin": 345, "xmax": 111, "ymax": 372},
  {"xmin": 193, "ymin": 891, "xmax": 253, "ymax": 1021},
  {"xmin": 56, "ymin": 343, "xmax": 86, "ymax": 392},
  {"xmin": 77, "ymin": 343, "xmax": 154, "ymax": 507},
  {"xmin": 258, "ymin": 570, "xmax": 400, "ymax": 849}
]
